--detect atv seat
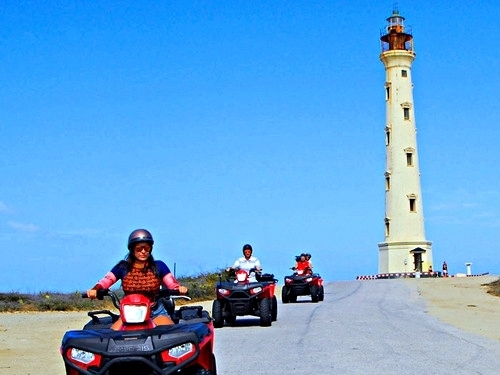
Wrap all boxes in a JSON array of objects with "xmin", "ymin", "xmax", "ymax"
[
  {"xmin": 83, "ymin": 310, "xmax": 120, "ymax": 330},
  {"xmin": 256, "ymin": 273, "xmax": 277, "ymax": 282}
]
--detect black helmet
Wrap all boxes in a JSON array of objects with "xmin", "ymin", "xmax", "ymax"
[
  {"xmin": 128, "ymin": 229, "xmax": 154, "ymax": 250},
  {"xmin": 242, "ymin": 244, "xmax": 253, "ymax": 252}
]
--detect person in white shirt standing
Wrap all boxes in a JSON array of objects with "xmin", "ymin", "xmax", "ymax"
[{"xmin": 227, "ymin": 244, "xmax": 262, "ymax": 282}]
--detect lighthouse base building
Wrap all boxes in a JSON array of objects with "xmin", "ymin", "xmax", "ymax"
[{"xmin": 378, "ymin": 241, "xmax": 433, "ymax": 274}]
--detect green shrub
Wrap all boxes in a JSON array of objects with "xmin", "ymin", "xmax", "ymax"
[
  {"xmin": 177, "ymin": 270, "xmax": 224, "ymax": 302},
  {"xmin": 0, "ymin": 270, "xmax": 224, "ymax": 312}
]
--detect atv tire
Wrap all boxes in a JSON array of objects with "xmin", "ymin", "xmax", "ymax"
[
  {"xmin": 224, "ymin": 315, "xmax": 236, "ymax": 325},
  {"xmin": 259, "ymin": 298, "xmax": 272, "ymax": 327},
  {"xmin": 318, "ymin": 285, "xmax": 324, "ymax": 301},
  {"xmin": 193, "ymin": 370, "xmax": 216, "ymax": 375},
  {"xmin": 212, "ymin": 300, "xmax": 224, "ymax": 328},
  {"xmin": 191, "ymin": 354, "xmax": 217, "ymax": 375},
  {"xmin": 310, "ymin": 285, "xmax": 319, "ymax": 303},
  {"xmin": 271, "ymin": 295, "xmax": 278, "ymax": 321},
  {"xmin": 281, "ymin": 285, "xmax": 290, "ymax": 304}
]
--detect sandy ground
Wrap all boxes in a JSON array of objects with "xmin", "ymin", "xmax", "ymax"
[
  {"xmin": 1, "ymin": 276, "xmax": 499, "ymax": 374},
  {"xmin": 403, "ymin": 275, "xmax": 500, "ymax": 341}
]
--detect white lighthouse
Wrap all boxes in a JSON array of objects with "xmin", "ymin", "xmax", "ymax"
[{"xmin": 378, "ymin": 8, "xmax": 433, "ymax": 274}]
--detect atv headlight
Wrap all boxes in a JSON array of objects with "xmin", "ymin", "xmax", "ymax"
[
  {"xmin": 70, "ymin": 348, "xmax": 95, "ymax": 364},
  {"xmin": 250, "ymin": 286, "xmax": 262, "ymax": 294},
  {"xmin": 217, "ymin": 288, "xmax": 230, "ymax": 296},
  {"xmin": 169, "ymin": 343, "xmax": 194, "ymax": 358},
  {"xmin": 306, "ymin": 277, "xmax": 313, "ymax": 283},
  {"xmin": 161, "ymin": 342, "xmax": 197, "ymax": 364},
  {"xmin": 123, "ymin": 304, "xmax": 148, "ymax": 323},
  {"xmin": 236, "ymin": 273, "xmax": 247, "ymax": 282}
]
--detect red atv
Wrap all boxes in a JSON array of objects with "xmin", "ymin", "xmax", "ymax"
[
  {"xmin": 212, "ymin": 267, "xmax": 277, "ymax": 328},
  {"xmin": 61, "ymin": 289, "xmax": 216, "ymax": 375},
  {"xmin": 282, "ymin": 268, "xmax": 324, "ymax": 303}
]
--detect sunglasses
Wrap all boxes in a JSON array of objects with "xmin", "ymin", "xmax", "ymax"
[{"xmin": 134, "ymin": 245, "xmax": 151, "ymax": 253}]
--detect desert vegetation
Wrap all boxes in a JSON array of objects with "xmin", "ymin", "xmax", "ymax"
[
  {"xmin": 0, "ymin": 270, "xmax": 223, "ymax": 312},
  {"xmin": 484, "ymin": 278, "xmax": 500, "ymax": 297}
]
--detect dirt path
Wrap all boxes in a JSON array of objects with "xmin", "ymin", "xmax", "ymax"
[
  {"xmin": 0, "ymin": 311, "xmax": 91, "ymax": 375},
  {"xmin": 1, "ymin": 278, "xmax": 499, "ymax": 374}
]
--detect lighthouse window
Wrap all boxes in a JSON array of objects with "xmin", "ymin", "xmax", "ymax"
[
  {"xmin": 406, "ymin": 152, "xmax": 413, "ymax": 166},
  {"xmin": 385, "ymin": 219, "xmax": 390, "ymax": 237},
  {"xmin": 401, "ymin": 70, "xmax": 407, "ymax": 77},
  {"xmin": 409, "ymin": 198, "xmax": 416, "ymax": 212},
  {"xmin": 385, "ymin": 176, "xmax": 391, "ymax": 190},
  {"xmin": 403, "ymin": 108, "xmax": 410, "ymax": 120},
  {"xmin": 385, "ymin": 129, "xmax": 391, "ymax": 145}
]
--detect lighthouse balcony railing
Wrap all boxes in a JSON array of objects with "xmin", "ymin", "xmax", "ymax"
[{"xmin": 380, "ymin": 40, "xmax": 414, "ymax": 53}]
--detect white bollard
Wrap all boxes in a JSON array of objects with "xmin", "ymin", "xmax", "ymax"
[{"xmin": 465, "ymin": 262, "xmax": 472, "ymax": 276}]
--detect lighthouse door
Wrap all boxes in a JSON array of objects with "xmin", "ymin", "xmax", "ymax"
[
  {"xmin": 413, "ymin": 253, "xmax": 422, "ymax": 272},
  {"xmin": 410, "ymin": 247, "xmax": 426, "ymax": 272}
]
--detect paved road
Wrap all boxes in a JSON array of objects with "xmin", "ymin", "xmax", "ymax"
[{"xmin": 212, "ymin": 280, "xmax": 500, "ymax": 374}]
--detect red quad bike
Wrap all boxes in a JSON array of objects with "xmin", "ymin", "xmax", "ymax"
[
  {"xmin": 282, "ymin": 268, "xmax": 324, "ymax": 303},
  {"xmin": 60, "ymin": 289, "xmax": 216, "ymax": 375},
  {"xmin": 212, "ymin": 267, "xmax": 278, "ymax": 328}
]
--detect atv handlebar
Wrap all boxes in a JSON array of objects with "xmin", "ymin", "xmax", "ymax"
[
  {"xmin": 158, "ymin": 289, "xmax": 185, "ymax": 297},
  {"xmin": 291, "ymin": 266, "xmax": 312, "ymax": 272},
  {"xmin": 225, "ymin": 266, "xmax": 262, "ymax": 274},
  {"xmin": 82, "ymin": 288, "xmax": 190, "ymax": 308},
  {"xmin": 81, "ymin": 290, "xmax": 121, "ymax": 309},
  {"xmin": 171, "ymin": 295, "xmax": 192, "ymax": 301},
  {"xmin": 81, "ymin": 289, "xmax": 109, "ymax": 300}
]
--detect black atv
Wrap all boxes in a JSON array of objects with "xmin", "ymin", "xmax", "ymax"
[
  {"xmin": 61, "ymin": 289, "xmax": 216, "ymax": 375},
  {"xmin": 282, "ymin": 268, "xmax": 324, "ymax": 303},
  {"xmin": 212, "ymin": 267, "xmax": 278, "ymax": 328}
]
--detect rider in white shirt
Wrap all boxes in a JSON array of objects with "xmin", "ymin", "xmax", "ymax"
[{"xmin": 227, "ymin": 244, "xmax": 262, "ymax": 282}]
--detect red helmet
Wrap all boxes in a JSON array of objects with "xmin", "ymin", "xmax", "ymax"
[{"xmin": 127, "ymin": 229, "xmax": 154, "ymax": 251}]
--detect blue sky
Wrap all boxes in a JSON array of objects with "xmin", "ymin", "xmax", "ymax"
[{"xmin": 2, "ymin": 1, "xmax": 500, "ymax": 292}]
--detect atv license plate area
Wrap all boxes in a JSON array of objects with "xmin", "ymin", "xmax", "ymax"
[{"xmin": 108, "ymin": 335, "xmax": 154, "ymax": 353}]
